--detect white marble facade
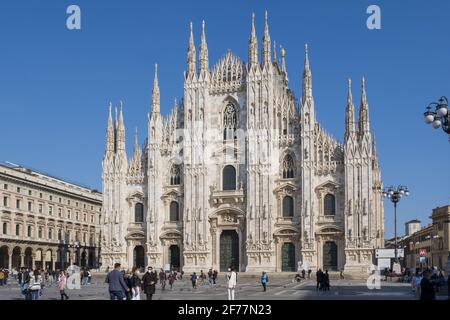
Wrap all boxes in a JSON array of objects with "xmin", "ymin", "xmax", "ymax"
[{"xmin": 101, "ymin": 13, "xmax": 384, "ymax": 274}]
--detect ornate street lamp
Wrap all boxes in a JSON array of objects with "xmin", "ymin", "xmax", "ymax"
[
  {"xmin": 423, "ymin": 96, "xmax": 449, "ymax": 140},
  {"xmin": 382, "ymin": 185, "xmax": 410, "ymax": 266}
]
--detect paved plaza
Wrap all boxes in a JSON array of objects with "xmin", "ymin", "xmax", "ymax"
[{"xmin": 1, "ymin": 274, "xmax": 447, "ymax": 300}]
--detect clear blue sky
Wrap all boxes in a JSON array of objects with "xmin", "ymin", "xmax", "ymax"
[{"xmin": 0, "ymin": 0, "xmax": 449, "ymax": 238}]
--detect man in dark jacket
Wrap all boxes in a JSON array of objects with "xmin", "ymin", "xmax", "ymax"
[
  {"xmin": 316, "ymin": 269, "xmax": 324, "ymax": 290},
  {"xmin": 105, "ymin": 263, "xmax": 129, "ymax": 300},
  {"xmin": 142, "ymin": 266, "xmax": 158, "ymax": 300},
  {"xmin": 420, "ymin": 270, "xmax": 436, "ymax": 300}
]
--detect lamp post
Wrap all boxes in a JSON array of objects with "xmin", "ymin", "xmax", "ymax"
[
  {"xmin": 423, "ymin": 96, "xmax": 449, "ymax": 140},
  {"xmin": 383, "ymin": 185, "xmax": 410, "ymax": 266}
]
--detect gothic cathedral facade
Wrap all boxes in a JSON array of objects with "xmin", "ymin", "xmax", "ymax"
[{"xmin": 101, "ymin": 13, "xmax": 384, "ymax": 274}]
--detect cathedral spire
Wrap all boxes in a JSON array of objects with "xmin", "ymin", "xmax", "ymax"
[
  {"xmin": 273, "ymin": 40, "xmax": 277, "ymax": 63},
  {"xmin": 199, "ymin": 20, "xmax": 209, "ymax": 73},
  {"xmin": 133, "ymin": 127, "xmax": 139, "ymax": 161},
  {"xmin": 345, "ymin": 79, "xmax": 356, "ymax": 141},
  {"xmin": 280, "ymin": 46, "xmax": 287, "ymax": 73},
  {"xmin": 117, "ymin": 101, "xmax": 126, "ymax": 152},
  {"xmin": 105, "ymin": 102, "xmax": 115, "ymax": 154},
  {"xmin": 248, "ymin": 13, "xmax": 258, "ymax": 68},
  {"xmin": 262, "ymin": 10, "xmax": 271, "ymax": 67},
  {"xmin": 187, "ymin": 22, "xmax": 196, "ymax": 77},
  {"xmin": 358, "ymin": 77, "xmax": 370, "ymax": 136},
  {"xmin": 302, "ymin": 44, "xmax": 313, "ymax": 106},
  {"xmin": 152, "ymin": 63, "xmax": 160, "ymax": 113}
]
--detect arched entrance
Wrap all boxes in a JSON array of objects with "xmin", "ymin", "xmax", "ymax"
[
  {"xmin": 323, "ymin": 241, "xmax": 338, "ymax": 271},
  {"xmin": 220, "ymin": 230, "xmax": 239, "ymax": 272},
  {"xmin": 281, "ymin": 242, "xmax": 295, "ymax": 272},
  {"xmin": 168, "ymin": 245, "xmax": 180, "ymax": 271},
  {"xmin": 24, "ymin": 248, "xmax": 33, "ymax": 268},
  {"xmin": 133, "ymin": 246, "xmax": 145, "ymax": 269},
  {"xmin": 0, "ymin": 246, "xmax": 9, "ymax": 269},
  {"xmin": 12, "ymin": 247, "xmax": 21, "ymax": 269}
]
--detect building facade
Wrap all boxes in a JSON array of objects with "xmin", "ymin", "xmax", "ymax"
[
  {"xmin": 0, "ymin": 163, "xmax": 102, "ymax": 271},
  {"xmin": 101, "ymin": 13, "xmax": 385, "ymax": 273},
  {"xmin": 402, "ymin": 205, "xmax": 450, "ymax": 271}
]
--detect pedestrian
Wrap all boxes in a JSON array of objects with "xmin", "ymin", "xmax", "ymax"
[
  {"xmin": 213, "ymin": 270, "xmax": 218, "ymax": 284},
  {"xmin": 191, "ymin": 272, "xmax": 197, "ymax": 289},
  {"xmin": 200, "ymin": 270, "xmax": 206, "ymax": 285},
  {"xmin": 226, "ymin": 267, "xmax": 237, "ymax": 300},
  {"xmin": 323, "ymin": 270, "xmax": 330, "ymax": 291},
  {"xmin": 142, "ymin": 266, "xmax": 158, "ymax": 300},
  {"xmin": 168, "ymin": 271, "xmax": 175, "ymax": 290},
  {"xmin": 208, "ymin": 269, "xmax": 213, "ymax": 285},
  {"xmin": 159, "ymin": 268, "xmax": 166, "ymax": 290},
  {"xmin": 307, "ymin": 269, "xmax": 312, "ymax": 279},
  {"xmin": 340, "ymin": 269, "xmax": 345, "ymax": 280},
  {"xmin": 105, "ymin": 263, "xmax": 129, "ymax": 300},
  {"xmin": 420, "ymin": 270, "xmax": 436, "ymax": 300},
  {"xmin": 0, "ymin": 269, "xmax": 4, "ymax": 286},
  {"xmin": 87, "ymin": 269, "xmax": 92, "ymax": 284},
  {"xmin": 411, "ymin": 270, "xmax": 422, "ymax": 299},
  {"xmin": 130, "ymin": 267, "xmax": 142, "ymax": 300},
  {"xmin": 124, "ymin": 272, "xmax": 133, "ymax": 300},
  {"xmin": 82, "ymin": 268, "xmax": 89, "ymax": 286},
  {"xmin": 260, "ymin": 271, "xmax": 268, "ymax": 292},
  {"xmin": 316, "ymin": 269, "xmax": 323, "ymax": 290},
  {"xmin": 301, "ymin": 269, "xmax": 306, "ymax": 279},
  {"xmin": 58, "ymin": 271, "xmax": 69, "ymax": 300},
  {"xmin": 29, "ymin": 270, "xmax": 42, "ymax": 300},
  {"xmin": 447, "ymin": 273, "xmax": 450, "ymax": 300}
]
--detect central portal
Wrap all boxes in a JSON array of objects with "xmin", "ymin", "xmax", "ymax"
[{"xmin": 220, "ymin": 230, "xmax": 239, "ymax": 272}]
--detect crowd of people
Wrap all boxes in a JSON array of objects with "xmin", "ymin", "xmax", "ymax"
[{"xmin": 408, "ymin": 268, "xmax": 450, "ymax": 300}]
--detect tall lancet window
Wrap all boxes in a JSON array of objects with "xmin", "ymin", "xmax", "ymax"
[
  {"xmin": 324, "ymin": 194, "xmax": 336, "ymax": 216},
  {"xmin": 223, "ymin": 103, "xmax": 237, "ymax": 140},
  {"xmin": 170, "ymin": 165, "xmax": 181, "ymax": 185},
  {"xmin": 282, "ymin": 154, "xmax": 295, "ymax": 179},
  {"xmin": 282, "ymin": 196, "xmax": 294, "ymax": 217},
  {"xmin": 135, "ymin": 203, "xmax": 144, "ymax": 222},
  {"xmin": 222, "ymin": 165, "xmax": 236, "ymax": 190},
  {"xmin": 170, "ymin": 201, "xmax": 179, "ymax": 222}
]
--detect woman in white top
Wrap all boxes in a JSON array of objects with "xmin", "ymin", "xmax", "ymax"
[
  {"xmin": 411, "ymin": 270, "xmax": 422, "ymax": 300},
  {"xmin": 29, "ymin": 270, "xmax": 43, "ymax": 300},
  {"xmin": 226, "ymin": 267, "xmax": 237, "ymax": 300}
]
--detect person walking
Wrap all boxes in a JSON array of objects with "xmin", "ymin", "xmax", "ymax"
[
  {"xmin": 58, "ymin": 271, "xmax": 69, "ymax": 300},
  {"xmin": 29, "ymin": 270, "xmax": 42, "ymax": 300},
  {"xmin": 105, "ymin": 263, "xmax": 129, "ymax": 300},
  {"xmin": 411, "ymin": 270, "xmax": 422, "ymax": 300},
  {"xmin": 168, "ymin": 271, "xmax": 175, "ymax": 290},
  {"xmin": 130, "ymin": 267, "xmax": 142, "ymax": 300},
  {"xmin": 226, "ymin": 268, "xmax": 237, "ymax": 300},
  {"xmin": 307, "ymin": 269, "xmax": 312, "ymax": 279},
  {"xmin": 213, "ymin": 270, "xmax": 218, "ymax": 285},
  {"xmin": 200, "ymin": 270, "xmax": 206, "ymax": 285},
  {"xmin": 420, "ymin": 270, "xmax": 436, "ymax": 300},
  {"xmin": 0, "ymin": 270, "xmax": 4, "ymax": 287},
  {"xmin": 159, "ymin": 268, "xmax": 166, "ymax": 290},
  {"xmin": 316, "ymin": 269, "xmax": 324, "ymax": 290},
  {"xmin": 301, "ymin": 269, "xmax": 306, "ymax": 279},
  {"xmin": 260, "ymin": 271, "xmax": 269, "ymax": 292},
  {"xmin": 191, "ymin": 272, "xmax": 198, "ymax": 289},
  {"xmin": 208, "ymin": 269, "xmax": 213, "ymax": 285},
  {"xmin": 142, "ymin": 266, "xmax": 158, "ymax": 300},
  {"xmin": 323, "ymin": 270, "xmax": 330, "ymax": 291}
]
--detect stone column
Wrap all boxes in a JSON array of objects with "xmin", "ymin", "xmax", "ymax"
[
  {"xmin": 8, "ymin": 251, "xmax": 12, "ymax": 271},
  {"xmin": 31, "ymin": 254, "xmax": 36, "ymax": 270},
  {"xmin": 52, "ymin": 254, "xmax": 57, "ymax": 271},
  {"xmin": 20, "ymin": 253, "xmax": 25, "ymax": 268}
]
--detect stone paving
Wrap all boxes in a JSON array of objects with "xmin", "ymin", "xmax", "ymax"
[{"xmin": 0, "ymin": 274, "xmax": 447, "ymax": 300}]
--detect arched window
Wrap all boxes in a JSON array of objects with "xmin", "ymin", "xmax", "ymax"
[
  {"xmin": 324, "ymin": 194, "xmax": 336, "ymax": 216},
  {"xmin": 2, "ymin": 223, "xmax": 7, "ymax": 234},
  {"xmin": 15, "ymin": 224, "xmax": 20, "ymax": 236},
  {"xmin": 170, "ymin": 165, "xmax": 181, "ymax": 185},
  {"xmin": 27, "ymin": 225, "xmax": 32, "ymax": 237},
  {"xmin": 282, "ymin": 154, "xmax": 295, "ymax": 179},
  {"xmin": 135, "ymin": 203, "xmax": 144, "ymax": 223},
  {"xmin": 48, "ymin": 228, "xmax": 52, "ymax": 240},
  {"xmin": 170, "ymin": 201, "xmax": 179, "ymax": 222},
  {"xmin": 282, "ymin": 196, "xmax": 294, "ymax": 217},
  {"xmin": 223, "ymin": 103, "xmax": 237, "ymax": 140},
  {"xmin": 222, "ymin": 165, "xmax": 236, "ymax": 190},
  {"xmin": 58, "ymin": 229, "xmax": 62, "ymax": 241}
]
